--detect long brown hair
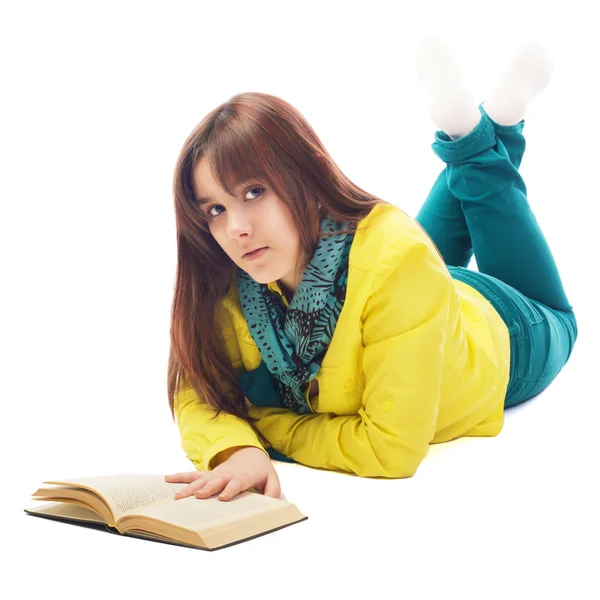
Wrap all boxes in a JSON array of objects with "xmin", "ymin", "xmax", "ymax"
[{"xmin": 167, "ymin": 91, "xmax": 392, "ymax": 436}]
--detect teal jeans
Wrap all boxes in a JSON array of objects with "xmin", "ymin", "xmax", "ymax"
[{"xmin": 416, "ymin": 104, "xmax": 578, "ymax": 409}]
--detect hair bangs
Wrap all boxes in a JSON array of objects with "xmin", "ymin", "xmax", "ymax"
[{"xmin": 203, "ymin": 116, "xmax": 278, "ymax": 201}]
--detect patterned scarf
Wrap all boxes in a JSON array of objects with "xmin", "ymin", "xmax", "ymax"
[{"xmin": 236, "ymin": 215, "xmax": 356, "ymax": 416}]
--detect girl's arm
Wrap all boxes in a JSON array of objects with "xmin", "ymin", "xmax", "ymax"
[{"xmin": 174, "ymin": 385, "xmax": 270, "ymax": 471}]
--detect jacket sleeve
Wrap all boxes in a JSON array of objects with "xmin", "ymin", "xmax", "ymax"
[
  {"xmin": 247, "ymin": 239, "xmax": 453, "ymax": 478},
  {"xmin": 173, "ymin": 297, "xmax": 273, "ymax": 472},
  {"xmin": 174, "ymin": 384, "xmax": 270, "ymax": 472}
]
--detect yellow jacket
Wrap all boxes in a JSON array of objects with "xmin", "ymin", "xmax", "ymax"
[{"xmin": 174, "ymin": 203, "xmax": 511, "ymax": 478}]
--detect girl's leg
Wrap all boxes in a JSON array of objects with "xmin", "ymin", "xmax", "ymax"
[
  {"xmin": 416, "ymin": 106, "xmax": 527, "ymax": 268},
  {"xmin": 414, "ymin": 36, "xmax": 528, "ymax": 270},
  {"xmin": 415, "ymin": 37, "xmax": 577, "ymax": 408},
  {"xmin": 415, "ymin": 170, "xmax": 473, "ymax": 268},
  {"xmin": 432, "ymin": 104, "xmax": 573, "ymax": 312}
]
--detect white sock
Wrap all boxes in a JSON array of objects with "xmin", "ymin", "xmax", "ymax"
[
  {"xmin": 482, "ymin": 41, "xmax": 555, "ymax": 125},
  {"xmin": 414, "ymin": 35, "xmax": 481, "ymax": 140}
]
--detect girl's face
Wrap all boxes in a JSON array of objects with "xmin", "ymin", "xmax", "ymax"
[{"xmin": 192, "ymin": 156, "xmax": 308, "ymax": 294}]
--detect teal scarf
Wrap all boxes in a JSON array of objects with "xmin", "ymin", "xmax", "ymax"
[{"xmin": 236, "ymin": 216, "xmax": 356, "ymax": 431}]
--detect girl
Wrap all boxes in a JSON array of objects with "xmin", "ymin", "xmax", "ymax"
[{"xmin": 165, "ymin": 38, "xmax": 578, "ymax": 503}]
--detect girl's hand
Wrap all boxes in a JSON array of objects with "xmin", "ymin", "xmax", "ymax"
[{"xmin": 165, "ymin": 446, "xmax": 282, "ymax": 502}]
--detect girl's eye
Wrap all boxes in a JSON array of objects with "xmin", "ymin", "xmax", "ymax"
[
  {"xmin": 207, "ymin": 186, "xmax": 265, "ymax": 219},
  {"xmin": 244, "ymin": 186, "xmax": 265, "ymax": 201}
]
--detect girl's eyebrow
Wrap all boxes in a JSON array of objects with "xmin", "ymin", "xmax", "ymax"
[{"xmin": 196, "ymin": 180, "xmax": 253, "ymax": 205}]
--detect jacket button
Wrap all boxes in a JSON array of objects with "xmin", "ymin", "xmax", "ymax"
[
  {"xmin": 246, "ymin": 333, "xmax": 253, "ymax": 341},
  {"xmin": 382, "ymin": 401, "xmax": 393, "ymax": 411},
  {"xmin": 344, "ymin": 378, "xmax": 354, "ymax": 391}
]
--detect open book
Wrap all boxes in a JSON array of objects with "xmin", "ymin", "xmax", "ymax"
[{"xmin": 24, "ymin": 473, "xmax": 307, "ymax": 551}]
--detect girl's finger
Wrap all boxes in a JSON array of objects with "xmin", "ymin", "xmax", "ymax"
[
  {"xmin": 174, "ymin": 478, "xmax": 207, "ymax": 500},
  {"xmin": 217, "ymin": 476, "xmax": 245, "ymax": 502},
  {"xmin": 194, "ymin": 475, "xmax": 227, "ymax": 499}
]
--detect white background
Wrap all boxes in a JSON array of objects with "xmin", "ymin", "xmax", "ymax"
[{"xmin": 3, "ymin": 1, "xmax": 598, "ymax": 598}]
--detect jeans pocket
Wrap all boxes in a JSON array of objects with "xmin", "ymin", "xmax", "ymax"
[
  {"xmin": 506, "ymin": 321, "xmax": 521, "ymax": 336},
  {"xmin": 510, "ymin": 292, "xmax": 545, "ymax": 326}
]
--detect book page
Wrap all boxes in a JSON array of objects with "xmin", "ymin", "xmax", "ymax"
[
  {"xmin": 43, "ymin": 474, "xmax": 191, "ymax": 520},
  {"xmin": 120, "ymin": 490, "xmax": 290, "ymax": 533}
]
